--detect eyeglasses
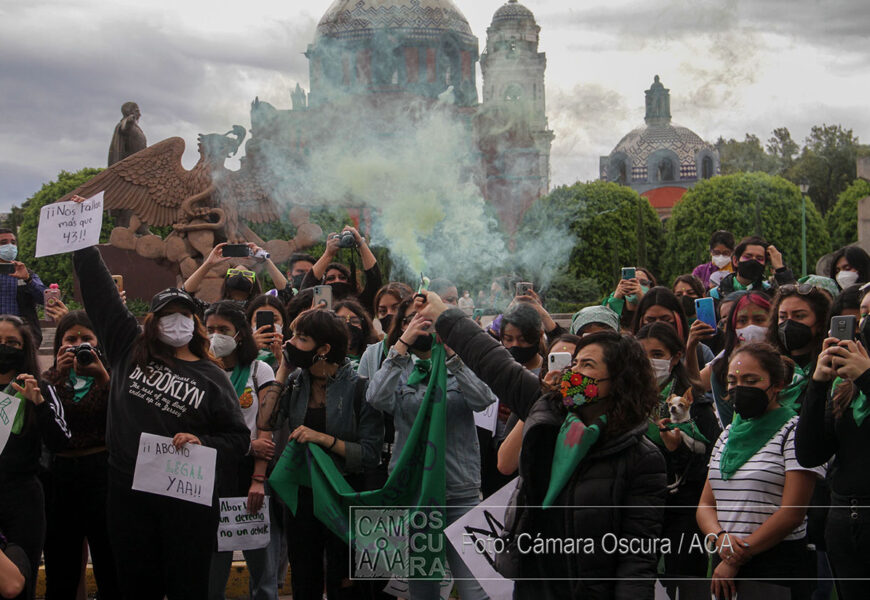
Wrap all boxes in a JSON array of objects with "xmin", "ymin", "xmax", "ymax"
[
  {"xmin": 324, "ymin": 274, "xmax": 348, "ymax": 283},
  {"xmin": 342, "ymin": 316, "xmax": 362, "ymax": 327},
  {"xmin": 402, "ymin": 314, "xmax": 416, "ymax": 326},
  {"xmin": 779, "ymin": 283, "xmax": 814, "ymax": 296},
  {"xmin": 637, "ymin": 279, "xmax": 652, "ymax": 287},
  {"xmin": 226, "ymin": 268, "xmax": 255, "ymax": 282}
]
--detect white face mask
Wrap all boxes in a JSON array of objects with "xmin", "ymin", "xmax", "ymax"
[
  {"xmin": 711, "ymin": 254, "xmax": 731, "ymax": 269},
  {"xmin": 157, "ymin": 313, "xmax": 195, "ymax": 348},
  {"xmin": 274, "ymin": 323, "xmax": 282, "ymax": 336},
  {"xmin": 209, "ymin": 333, "xmax": 237, "ymax": 358},
  {"xmin": 649, "ymin": 357, "xmax": 673, "ymax": 385},
  {"xmin": 836, "ymin": 270, "xmax": 859, "ymax": 290},
  {"xmin": 736, "ymin": 324, "xmax": 767, "ymax": 345}
]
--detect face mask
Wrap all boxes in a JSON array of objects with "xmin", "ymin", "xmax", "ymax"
[
  {"xmin": 730, "ymin": 385, "xmax": 772, "ymax": 419},
  {"xmin": 626, "ymin": 286, "xmax": 649, "ymax": 305},
  {"xmin": 284, "ymin": 343, "xmax": 318, "ymax": 370},
  {"xmin": 273, "ymin": 323, "xmax": 282, "ymax": 337},
  {"xmin": 226, "ymin": 275, "xmax": 253, "ymax": 294},
  {"xmin": 410, "ymin": 333, "xmax": 434, "ymax": 352},
  {"xmin": 680, "ymin": 295, "xmax": 696, "ymax": 317},
  {"xmin": 0, "ymin": 244, "xmax": 18, "ymax": 262},
  {"xmin": 649, "ymin": 358, "xmax": 672, "ymax": 386},
  {"xmin": 209, "ymin": 333, "xmax": 237, "ymax": 358},
  {"xmin": 348, "ymin": 326, "xmax": 366, "ymax": 353},
  {"xmin": 508, "ymin": 344, "xmax": 539, "ymax": 365},
  {"xmin": 157, "ymin": 313, "xmax": 195, "ymax": 348},
  {"xmin": 836, "ymin": 270, "xmax": 860, "ymax": 289},
  {"xmin": 329, "ymin": 282, "xmax": 354, "ymax": 299},
  {"xmin": 291, "ymin": 274, "xmax": 305, "ymax": 290},
  {"xmin": 560, "ymin": 371, "xmax": 608, "ymax": 408},
  {"xmin": 861, "ymin": 315, "xmax": 870, "ymax": 350},
  {"xmin": 736, "ymin": 324, "xmax": 767, "ymax": 345},
  {"xmin": 737, "ymin": 259, "xmax": 764, "ymax": 282},
  {"xmin": 379, "ymin": 314, "xmax": 394, "ymax": 335},
  {"xmin": 778, "ymin": 319, "xmax": 814, "ymax": 353},
  {"xmin": 711, "ymin": 254, "xmax": 731, "ymax": 269},
  {"xmin": 0, "ymin": 344, "xmax": 25, "ymax": 373}
]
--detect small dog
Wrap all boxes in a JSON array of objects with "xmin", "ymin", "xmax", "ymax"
[{"xmin": 665, "ymin": 389, "xmax": 706, "ymax": 455}]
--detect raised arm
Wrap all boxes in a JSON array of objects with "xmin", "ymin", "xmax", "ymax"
[{"xmin": 182, "ymin": 243, "xmax": 230, "ymax": 295}]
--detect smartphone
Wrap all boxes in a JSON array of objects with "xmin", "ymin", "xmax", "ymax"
[
  {"xmin": 111, "ymin": 275, "xmax": 124, "ymax": 292},
  {"xmin": 830, "ymin": 315, "xmax": 857, "ymax": 341},
  {"xmin": 515, "ymin": 282, "xmax": 534, "ymax": 297},
  {"xmin": 695, "ymin": 297, "xmax": 717, "ymax": 332},
  {"xmin": 255, "ymin": 310, "xmax": 275, "ymax": 333},
  {"xmin": 222, "ymin": 244, "xmax": 250, "ymax": 258},
  {"xmin": 548, "ymin": 352, "xmax": 573, "ymax": 372},
  {"xmin": 0, "ymin": 263, "xmax": 14, "ymax": 275},
  {"xmin": 621, "ymin": 267, "xmax": 636, "ymax": 281},
  {"xmin": 44, "ymin": 288, "xmax": 61, "ymax": 306},
  {"xmin": 312, "ymin": 285, "xmax": 333, "ymax": 310}
]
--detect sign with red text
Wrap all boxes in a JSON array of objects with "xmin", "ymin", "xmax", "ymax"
[{"xmin": 132, "ymin": 432, "xmax": 216, "ymax": 506}]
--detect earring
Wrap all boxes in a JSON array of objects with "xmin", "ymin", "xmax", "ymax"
[{"xmin": 314, "ymin": 354, "xmax": 327, "ymax": 362}]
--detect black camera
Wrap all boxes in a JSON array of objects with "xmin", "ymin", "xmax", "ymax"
[
  {"xmin": 67, "ymin": 343, "xmax": 96, "ymax": 366},
  {"xmin": 334, "ymin": 231, "xmax": 358, "ymax": 249}
]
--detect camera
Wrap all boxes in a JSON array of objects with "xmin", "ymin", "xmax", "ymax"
[
  {"xmin": 333, "ymin": 231, "xmax": 358, "ymax": 249},
  {"xmin": 67, "ymin": 343, "xmax": 97, "ymax": 366}
]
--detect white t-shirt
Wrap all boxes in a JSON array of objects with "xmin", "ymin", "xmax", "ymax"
[
  {"xmin": 708, "ymin": 415, "xmax": 825, "ymax": 541},
  {"xmin": 230, "ymin": 360, "xmax": 276, "ymax": 441}
]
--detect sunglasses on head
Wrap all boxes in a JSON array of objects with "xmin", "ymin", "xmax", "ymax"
[
  {"xmin": 779, "ymin": 283, "xmax": 814, "ymax": 296},
  {"xmin": 226, "ymin": 268, "xmax": 255, "ymax": 282}
]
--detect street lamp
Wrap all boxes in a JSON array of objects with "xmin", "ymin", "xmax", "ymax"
[{"xmin": 799, "ymin": 180, "xmax": 809, "ymax": 277}]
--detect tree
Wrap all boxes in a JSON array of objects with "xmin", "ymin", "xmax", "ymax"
[
  {"xmin": 787, "ymin": 124, "xmax": 860, "ymax": 216},
  {"xmin": 826, "ymin": 178, "xmax": 870, "ymax": 249},
  {"xmin": 766, "ymin": 127, "xmax": 799, "ymax": 174},
  {"xmin": 15, "ymin": 168, "xmax": 113, "ymax": 299},
  {"xmin": 518, "ymin": 181, "xmax": 664, "ymax": 298},
  {"xmin": 716, "ymin": 134, "xmax": 776, "ymax": 175},
  {"xmin": 662, "ymin": 172, "xmax": 830, "ymax": 281}
]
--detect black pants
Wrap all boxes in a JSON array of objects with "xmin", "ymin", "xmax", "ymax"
[
  {"xmin": 826, "ymin": 497, "xmax": 870, "ymax": 600},
  {"xmin": 107, "ymin": 468, "xmax": 218, "ymax": 600},
  {"xmin": 660, "ymin": 506, "xmax": 708, "ymax": 595},
  {"xmin": 285, "ymin": 487, "xmax": 358, "ymax": 600},
  {"xmin": 0, "ymin": 475, "xmax": 44, "ymax": 600},
  {"xmin": 712, "ymin": 537, "xmax": 815, "ymax": 600}
]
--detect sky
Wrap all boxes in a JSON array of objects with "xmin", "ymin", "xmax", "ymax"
[{"xmin": 1, "ymin": 0, "xmax": 869, "ymax": 212}]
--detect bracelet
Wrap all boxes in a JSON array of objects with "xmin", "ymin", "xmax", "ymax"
[
  {"xmin": 328, "ymin": 436, "xmax": 337, "ymax": 450},
  {"xmin": 251, "ymin": 474, "xmax": 265, "ymax": 482},
  {"xmin": 395, "ymin": 338, "xmax": 409, "ymax": 349}
]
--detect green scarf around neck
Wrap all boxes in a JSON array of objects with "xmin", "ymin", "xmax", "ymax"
[
  {"xmin": 543, "ymin": 413, "xmax": 606, "ymax": 507},
  {"xmin": 646, "ymin": 380, "xmax": 709, "ymax": 445},
  {"xmin": 719, "ymin": 406, "xmax": 795, "ymax": 480},
  {"xmin": 68, "ymin": 371, "xmax": 95, "ymax": 403},
  {"xmin": 832, "ymin": 377, "xmax": 870, "ymax": 427},
  {"xmin": 777, "ymin": 364, "xmax": 808, "ymax": 411},
  {"xmin": 230, "ymin": 363, "xmax": 252, "ymax": 399}
]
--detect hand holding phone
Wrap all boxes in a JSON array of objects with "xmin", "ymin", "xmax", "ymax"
[
  {"xmin": 222, "ymin": 244, "xmax": 251, "ymax": 258},
  {"xmin": 515, "ymin": 282, "xmax": 534, "ymax": 297},
  {"xmin": 256, "ymin": 310, "xmax": 275, "ymax": 333},
  {"xmin": 830, "ymin": 315, "xmax": 857, "ymax": 341},
  {"xmin": 548, "ymin": 352, "xmax": 572, "ymax": 372},
  {"xmin": 312, "ymin": 285, "xmax": 333, "ymax": 310},
  {"xmin": 621, "ymin": 267, "xmax": 636, "ymax": 281},
  {"xmin": 694, "ymin": 297, "xmax": 717, "ymax": 332}
]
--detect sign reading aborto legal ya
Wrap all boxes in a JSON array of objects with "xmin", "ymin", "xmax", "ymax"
[{"xmin": 132, "ymin": 432, "xmax": 217, "ymax": 506}]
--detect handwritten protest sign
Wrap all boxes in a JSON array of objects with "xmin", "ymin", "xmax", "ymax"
[
  {"xmin": 35, "ymin": 192, "xmax": 104, "ymax": 257},
  {"xmin": 446, "ymin": 478, "xmax": 517, "ymax": 600},
  {"xmin": 473, "ymin": 402, "xmax": 498, "ymax": 434},
  {"xmin": 0, "ymin": 392, "xmax": 22, "ymax": 456},
  {"xmin": 217, "ymin": 496, "xmax": 271, "ymax": 552},
  {"xmin": 132, "ymin": 432, "xmax": 216, "ymax": 506}
]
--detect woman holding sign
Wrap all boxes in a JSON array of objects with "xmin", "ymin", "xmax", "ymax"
[
  {"xmin": 72, "ymin": 233, "xmax": 250, "ymax": 599},
  {"xmin": 0, "ymin": 315, "xmax": 70, "ymax": 600}
]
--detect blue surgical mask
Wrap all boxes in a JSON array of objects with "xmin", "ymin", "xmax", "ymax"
[{"xmin": 0, "ymin": 244, "xmax": 18, "ymax": 262}]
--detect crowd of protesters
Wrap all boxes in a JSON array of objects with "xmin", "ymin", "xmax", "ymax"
[{"xmin": 1, "ymin": 214, "xmax": 869, "ymax": 600}]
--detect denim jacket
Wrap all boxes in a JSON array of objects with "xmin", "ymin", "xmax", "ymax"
[
  {"xmin": 284, "ymin": 360, "xmax": 383, "ymax": 474},
  {"xmin": 366, "ymin": 348, "xmax": 496, "ymax": 500}
]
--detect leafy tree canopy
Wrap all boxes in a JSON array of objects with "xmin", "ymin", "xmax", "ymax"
[{"xmin": 826, "ymin": 178, "xmax": 870, "ymax": 250}]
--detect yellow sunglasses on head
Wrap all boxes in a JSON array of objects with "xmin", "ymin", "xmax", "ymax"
[{"xmin": 226, "ymin": 268, "xmax": 256, "ymax": 282}]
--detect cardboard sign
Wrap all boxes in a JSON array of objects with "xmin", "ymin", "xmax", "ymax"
[
  {"xmin": 445, "ymin": 479, "xmax": 517, "ymax": 600},
  {"xmin": 0, "ymin": 392, "xmax": 22, "ymax": 456},
  {"xmin": 132, "ymin": 432, "xmax": 216, "ymax": 506},
  {"xmin": 35, "ymin": 192, "xmax": 104, "ymax": 257},
  {"xmin": 217, "ymin": 496, "xmax": 271, "ymax": 552},
  {"xmin": 473, "ymin": 401, "xmax": 498, "ymax": 434}
]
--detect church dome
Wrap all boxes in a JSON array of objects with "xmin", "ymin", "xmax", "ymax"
[
  {"xmin": 612, "ymin": 123, "xmax": 709, "ymax": 168},
  {"xmin": 492, "ymin": 0, "xmax": 536, "ymax": 25},
  {"xmin": 316, "ymin": 0, "xmax": 477, "ymax": 44}
]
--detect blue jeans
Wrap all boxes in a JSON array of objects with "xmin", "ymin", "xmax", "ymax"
[{"xmin": 408, "ymin": 496, "xmax": 489, "ymax": 600}]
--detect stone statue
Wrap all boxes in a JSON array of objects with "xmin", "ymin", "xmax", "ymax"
[{"xmin": 108, "ymin": 102, "xmax": 147, "ymax": 166}]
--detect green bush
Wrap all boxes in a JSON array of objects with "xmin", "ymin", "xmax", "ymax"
[{"xmin": 826, "ymin": 179, "xmax": 870, "ymax": 249}]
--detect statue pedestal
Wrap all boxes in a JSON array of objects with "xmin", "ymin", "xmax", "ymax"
[{"xmin": 73, "ymin": 244, "xmax": 181, "ymax": 304}]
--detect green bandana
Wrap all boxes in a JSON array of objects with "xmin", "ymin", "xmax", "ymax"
[
  {"xmin": 646, "ymin": 381, "xmax": 709, "ymax": 446},
  {"xmin": 832, "ymin": 377, "xmax": 870, "ymax": 427},
  {"xmin": 719, "ymin": 406, "xmax": 795, "ymax": 480},
  {"xmin": 257, "ymin": 349, "xmax": 277, "ymax": 369},
  {"xmin": 543, "ymin": 414, "xmax": 605, "ymax": 507},
  {"xmin": 407, "ymin": 358, "xmax": 432, "ymax": 387},
  {"xmin": 3, "ymin": 383, "xmax": 26, "ymax": 435},
  {"xmin": 777, "ymin": 364, "xmax": 808, "ymax": 411},
  {"xmin": 270, "ymin": 344, "xmax": 448, "ymax": 580},
  {"xmin": 230, "ymin": 363, "xmax": 252, "ymax": 399},
  {"xmin": 68, "ymin": 371, "xmax": 95, "ymax": 403}
]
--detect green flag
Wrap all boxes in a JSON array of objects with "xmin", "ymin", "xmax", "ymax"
[{"xmin": 269, "ymin": 344, "xmax": 449, "ymax": 581}]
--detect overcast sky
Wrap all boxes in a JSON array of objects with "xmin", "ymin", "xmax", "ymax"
[{"xmin": 1, "ymin": 0, "xmax": 868, "ymax": 212}]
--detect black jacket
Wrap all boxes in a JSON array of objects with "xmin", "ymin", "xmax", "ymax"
[{"xmin": 435, "ymin": 309, "xmax": 667, "ymax": 599}]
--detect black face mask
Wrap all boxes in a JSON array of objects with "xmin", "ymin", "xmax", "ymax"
[
  {"xmin": 380, "ymin": 314, "xmax": 395, "ymax": 336},
  {"xmin": 778, "ymin": 319, "xmax": 814, "ymax": 354},
  {"xmin": 329, "ymin": 282, "xmax": 354, "ymax": 299},
  {"xmin": 860, "ymin": 316, "xmax": 870, "ymax": 350},
  {"xmin": 348, "ymin": 326, "xmax": 366, "ymax": 354},
  {"xmin": 731, "ymin": 385, "xmax": 772, "ymax": 419},
  {"xmin": 508, "ymin": 344, "xmax": 539, "ymax": 365},
  {"xmin": 226, "ymin": 275, "xmax": 254, "ymax": 294},
  {"xmin": 291, "ymin": 274, "xmax": 305, "ymax": 290},
  {"xmin": 410, "ymin": 333, "xmax": 434, "ymax": 352},
  {"xmin": 736, "ymin": 259, "xmax": 765, "ymax": 282},
  {"xmin": 283, "ymin": 344, "xmax": 317, "ymax": 370},
  {"xmin": 0, "ymin": 344, "xmax": 24, "ymax": 373},
  {"xmin": 680, "ymin": 295, "xmax": 696, "ymax": 318}
]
